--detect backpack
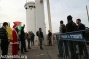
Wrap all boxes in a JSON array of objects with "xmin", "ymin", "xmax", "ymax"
[{"xmin": 36, "ymin": 31, "xmax": 38, "ymax": 36}]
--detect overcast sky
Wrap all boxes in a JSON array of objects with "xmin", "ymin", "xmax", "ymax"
[{"xmin": 0, "ymin": 0, "xmax": 89, "ymax": 33}]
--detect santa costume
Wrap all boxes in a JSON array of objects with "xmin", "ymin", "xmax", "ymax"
[{"xmin": 11, "ymin": 24, "xmax": 18, "ymax": 55}]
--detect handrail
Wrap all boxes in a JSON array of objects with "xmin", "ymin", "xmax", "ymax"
[{"xmin": 59, "ymin": 30, "xmax": 89, "ymax": 34}]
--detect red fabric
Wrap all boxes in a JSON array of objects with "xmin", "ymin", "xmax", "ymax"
[
  {"xmin": 13, "ymin": 24, "xmax": 17, "ymax": 28},
  {"xmin": 13, "ymin": 21, "xmax": 21, "ymax": 27},
  {"xmin": 12, "ymin": 29, "xmax": 18, "ymax": 55},
  {"xmin": 12, "ymin": 44, "xmax": 18, "ymax": 55},
  {"xmin": 12, "ymin": 29, "xmax": 18, "ymax": 42}
]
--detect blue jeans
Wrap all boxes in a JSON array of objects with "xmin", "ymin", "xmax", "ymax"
[{"xmin": 59, "ymin": 40, "xmax": 63, "ymax": 57}]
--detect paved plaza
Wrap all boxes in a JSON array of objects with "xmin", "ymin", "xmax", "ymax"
[{"xmin": 0, "ymin": 41, "xmax": 89, "ymax": 59}]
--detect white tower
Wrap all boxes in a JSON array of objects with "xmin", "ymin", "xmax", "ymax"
[
  {"xmin": 24, "ymin": 2, "xmax": 36, "ymax": 34},
  {"xmin": 35, "ymin": 0, "xmax": 46, "ymax": 44}
]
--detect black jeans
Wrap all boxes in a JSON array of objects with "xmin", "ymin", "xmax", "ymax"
[
  {"xmin": 1, "ymin": 40, "xmax": 9, "ymax": 59},
  {"xmin": 48, "ymin": 38, "xmax": 52, "ymax": 46},
  {"xmin": 69, "ymin": 41, "xmax": 76, "ymax": 59},
  {"xmin": 59, "ymin": 40, "xmax": 63, "ymax": 57},
  {"xmin": 31, "ymin": 39, "xmax": 34, "ymax": 45},
  {"xmin": 28, "ymin": 39, "xmax": 31, "ymax": 48},
  {"xmin": 21, "ymin": 40, "xmax": 26, "ymax": 52}
]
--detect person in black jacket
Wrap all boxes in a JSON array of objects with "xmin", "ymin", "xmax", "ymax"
[
  {"xmin": 0, "ymin": 22, "xmax": 9, "ymax": 59},
  {"xmin": 36, "ymin": 28, "xmax": 44, "ymax": 50},
  {"xmin": 31, "ymin": 31, "xmax": 35, "ymax": 46},
  {"xmin": 58, "ymin": 20, "xmax": 66, "ymax": 58},
  {"xmin": 76, "ymin": 19, "xmax": 85, "ymax": 31},
  {"xmin": 76, "ymin": 19, "xmax": 86, "ymax": 56},
  {"xmin": 20, "ymin": 25, "xmax": 28, "ymax": 54},
  {"xmin": 66, "ymin": 15, "xmax": 78, "ymax": 59},
  {"xmin": 48, "ymin": 30, "xmax": 52, "ymax": 46}
]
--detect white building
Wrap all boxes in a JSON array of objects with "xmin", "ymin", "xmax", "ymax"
[
  {"xmin": 24, "ymin": 0, "xmax": 47, "ymax": 44},
  {"xmin": 35, "ymin": 0, "xmax": 46, "ymax": 41},
  {"xmin": 24, "ymin": 2, "xmax": 36, "ymax": 34}
]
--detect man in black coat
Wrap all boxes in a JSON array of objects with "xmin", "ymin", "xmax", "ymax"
[
  {"xmin": 66, "ymin": 15, "xmax": 78, "ymax": 59},
  {"xmin": 36, "ymin": 28, "xmax": 44, "ymax": 50},
  {"xmin": 76, "ymin": 19, "xmax": 86, "ymax": 55},
  {"xmin": 31, "ymin": 31, "xmax": 35, "ymax": 45},
  {"xmin": 58, "ymin": 20, "xmax": 67, "ymax": 58},
  {"xmin": 48, "ymin": 30, "xmax": 52, "ymax": 46},
  {"xmin": 20, "ymin": 25, "xmax": 28, "ymax": 54},
  {"xmin": 0, "ymin": 22, "xmax": 9, "ymax": 59}
]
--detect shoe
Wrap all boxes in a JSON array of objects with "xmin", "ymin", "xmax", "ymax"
[{"xmin": 40, "ymin": 48, "xmax": 43, "ymax": 50}]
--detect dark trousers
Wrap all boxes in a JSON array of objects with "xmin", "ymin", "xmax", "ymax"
[
  {"xmin": 59, "ymin": 40, "xmax": 63, "ymax": 57},
  {"xmin": 48, "ymin": 38, "xmax": 52, "ymax": 46},
  {"xmin": 64, "ymin": 41, "xmax": 69, "ymax": 56},
  {"xmin": 69, "ymin": 41, "xmax": 76, "ymax": 59},
  {"xmin": 78, "ymin": 42, "xmax": 84, "ymax": 55},
  {"xmin": 21, "ymin": 40, "xmax": 26, "ymax": 52},
  {"xmin": 31, "ymin": 39, "xmax": 34, "ymax": 45},
  {"xmin": 39, "ymin": 38, "xmax": 43, "ymax": 49},
  {"xmin": 1, "ymin": 40, "xmax": 9, "ymax": 59},
  {"xmin": 28, "ymin": 39, "xmax": 31, "ymax": 48},
  {"xmin": 58, "ymin": 40, "xmax": 69, "ymax": 57},
  {"xmin": 18, "ymin": 41, "xmax": 20, "ymax": 50}
]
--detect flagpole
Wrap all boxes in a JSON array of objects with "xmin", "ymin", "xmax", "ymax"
[{"xmin": 86, "ymin": 5, "xmax": 89, "ymax": 22}]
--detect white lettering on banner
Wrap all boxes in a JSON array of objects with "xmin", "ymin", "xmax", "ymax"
[
  {"xmin": 61, "ymin": 35, "xmax": 67, "ymax": 38},
  {"xmin": 61, "ymin": 34, "xmax": 82, "ymax": 39},
  {"xmin": 70, "ymin": 34, "xmax": 82, "ymax": 39}
]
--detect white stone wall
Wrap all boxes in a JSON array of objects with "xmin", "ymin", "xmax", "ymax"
[
  {"xmin": 24, "ymin": 2, "xmax": 36, "ymax": 35},
  {"xmin": 35, "ymin": 0, "xmax": 47, "ymax": 45}
]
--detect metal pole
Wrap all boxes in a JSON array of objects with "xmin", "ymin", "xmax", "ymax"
[
  {"xmin": 86, "ymin": 5, "xmax": 89, "ymax": 22},
  {"xmin": 47, "ymin": 0, "xmax": 52, "ymax": 32}
]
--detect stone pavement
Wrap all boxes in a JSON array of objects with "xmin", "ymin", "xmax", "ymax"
[
  {"xmin": 0, "ymin": 41, "xmax": 59, "ymax": 59},
  {"xmin": 0, "ymin": 41, "xmax": 89, "ymax": 59},
  {"xmin": 22, "ymin": 45, "xmax": 59, "ymax": 59}
]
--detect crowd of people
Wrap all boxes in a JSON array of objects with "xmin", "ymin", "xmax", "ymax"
[
  {"xmin": 1, "ymin": 15, "xmax": 87, "ymax": 59},
  {"xmin": 58, "ymin": 15, "xmax": 88, "ymax": 59},
  {"xmin": 0, "ymin": 21, "xmax": 53, "ymax": 59},
  {"xmin": 0, "ymin": 22, "xmax": 34, "ymax": 59}
]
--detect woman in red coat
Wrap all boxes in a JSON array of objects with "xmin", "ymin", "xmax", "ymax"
[{"xmin": 11, "ymin": 24, "xmax": 18, "ymax": 56}]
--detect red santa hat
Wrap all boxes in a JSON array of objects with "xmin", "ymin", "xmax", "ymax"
[
  {"xmin": 13, "ymin": 24, "xmax": 17, "ymax": 28},
  {"xmin": 13, "ymin": 21, "xmax": 21, "ymax": 28}
]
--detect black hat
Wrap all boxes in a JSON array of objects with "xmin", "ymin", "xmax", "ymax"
[
  {"xmin": 67, "ymin": 15, "xmax": 72, "ymax": 19},
  {"xmin": 67, "ymin": 15, "xmax": 73, "ymax": 22}
]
